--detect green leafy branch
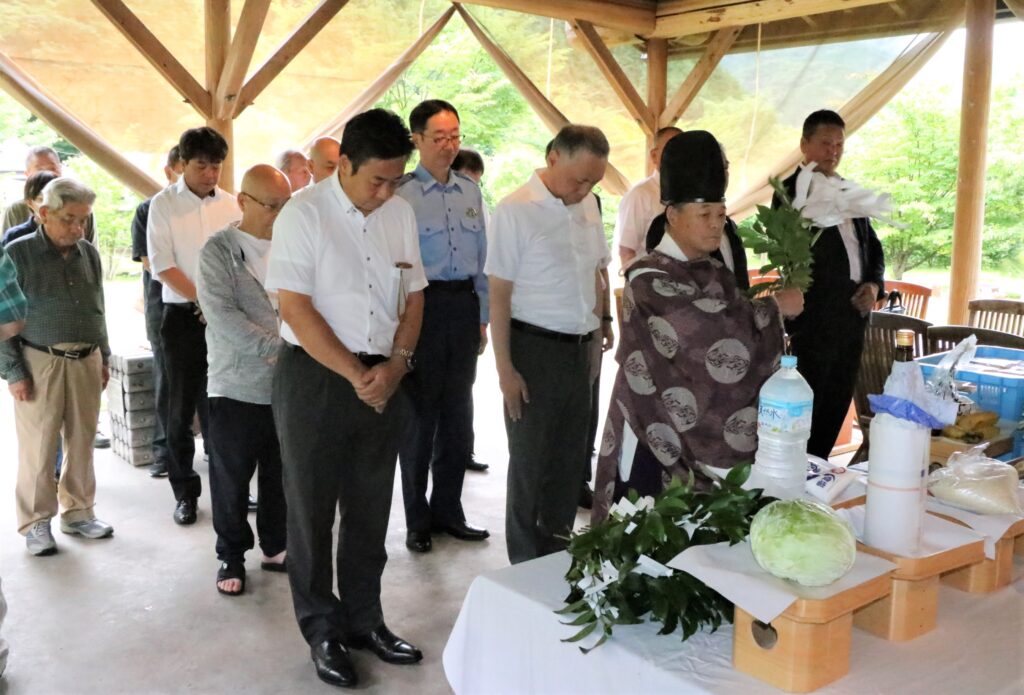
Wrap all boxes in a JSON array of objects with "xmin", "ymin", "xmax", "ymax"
[
  {"xmin": 557, "ymin": 464, "xmax": 771, "ymax": 653},
  {"xmin": 738, "ymin": 177, "xmax": 823, "ymax": 297}
]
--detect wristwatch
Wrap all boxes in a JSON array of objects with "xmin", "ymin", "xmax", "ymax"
[{"xmin": 394, "ymin": 347, "xmax": 415, "ymax": 372}]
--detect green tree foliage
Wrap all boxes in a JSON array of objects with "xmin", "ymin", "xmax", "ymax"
[
  {"xmin": 845, "ymin": 79, "xmax": 1024, "ymax": 279},
  {"xmin": 0, "ymin": 91, "xmax": 140, "ymax": 278}
]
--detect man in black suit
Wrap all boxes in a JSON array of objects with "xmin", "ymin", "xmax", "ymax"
[{"xmin": 775, "ymin": 110, "xmax": 885, "ymax": 458}]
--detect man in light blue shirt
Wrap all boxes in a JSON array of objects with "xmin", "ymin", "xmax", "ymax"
[{"xmin": 396, "ymin": 100, "xmax": 489, "ymax": 553}]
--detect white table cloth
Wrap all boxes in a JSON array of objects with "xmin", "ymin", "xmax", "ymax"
[{"xmin": 444, "ymin": 551, "xmax": 1023, "ymax": 695}]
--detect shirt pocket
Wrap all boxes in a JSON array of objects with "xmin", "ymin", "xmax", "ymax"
[
  {"xmin": 456, "ymin": 213, "xmax": 484, "ymax": 274},
  {"xmin": 418, "ymin": 222, "xmax": 449, "ymax": 271}
]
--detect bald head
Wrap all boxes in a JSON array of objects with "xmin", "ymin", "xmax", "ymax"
[
  {"xmin": 650, "ymin": 127, "xmax": 682, "ymax": 170},
  {"xmin": 307, "ymin": 136, "xmax": 340, "ymax": 183},
  {"xmin": 237, "ymin": 164, "xmax": 292, "ymax": 239}
]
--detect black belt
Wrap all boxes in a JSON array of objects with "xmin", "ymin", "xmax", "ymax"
[
  {"xmin": 288, "ymin": 342, "xmax": 388, "ymax": 367},
  {"xmin": 426, "ymin": 278, "xmax": 475, "ymax": 292},
  {"xmin": 511, "ymin": 319, "xmax": 592, "ymax": 344},
  {"xmin": 21, "ymin": 340, "xmax": 98, "ymax": 360}
]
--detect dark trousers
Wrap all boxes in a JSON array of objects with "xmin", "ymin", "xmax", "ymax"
[
  {"xmin": 273, "ymin": 345, "xmax": 405, "ymax": 645},
  {"xmin": 160, "ymin": 303, "xmax": 210, "ymax": 501},
  {"xmin": 208, "ymin": 397, "xmax": 286, "ymax": 563},
  {"xmin": 505, "ymin": 328, "xmax": 591, "ymax": 565},
  {"xmin": 583, "ymin": 369, "xmax": 601, "ymax": 485},
  {"xmin": 791, "ymin": 328, "xmax": 866, "ymax": 459},
  {"xmin": 398, "ymin": 286, "xmax": 479, "ymax": 532},
  {"xmin": 143, "ymin": 272, "xmax": 170, "ymax": 466}
]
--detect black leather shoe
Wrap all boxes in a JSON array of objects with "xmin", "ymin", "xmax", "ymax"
[
  {"xmin": 149, "ymin": 460, "xmax": 169, "ymax": 478},
  {"xmin": 466, "ymin": 457, "xmax": 489, "ymax": 472},
  {"xmin": 405, "ymin": 530, "xmax": 432, "ymax": 553},
  {"xmin": 578, "ymin": 484, "xmax": 593, "ymax": 510},
  {"xmin": 311, "ymin": 640, "xmax": 358, "ymax": 687},
  {"xmin": 173, "ymin": 498, "xmax": 197, "ymax": 525},
  {"xmin": 347, "ymin": 624, "xmax": 422, "ymax": 665},
  {"xmin": 433, "ymin": 520, "xmax": 489, "ymax": 541},
  {"xmin": 93, "ymin": 432, "xmax": 111, "ymax": 449}
]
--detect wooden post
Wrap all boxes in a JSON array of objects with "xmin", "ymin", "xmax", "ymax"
[
  {"xmin": 305, "ymin": 7, "xmax": 456, "ymax": 145},
  {"xmin": 455, "ymin": 4, "xmax": 631, "ymax": 195},
  {"xmin": 205, "ymin": 0, "xmax": 234, "ymax": 192},
  {"xmin": 948, "ymin": 0, "xmax": 994, "ymax": 324},
  {"xmin": 572, "ymin": 21, "xmax": 654, "ymax": 137},
  {"xmin": 645, "ymin": 38, "xmax": 667, "ymax": 176},
  {"xmin": 234, "ymin": 0, "xmax": 350, "ymax": 118},
  {"xmin": 0, "ymin": 50, "xmax": 160, "ymax": 197}
]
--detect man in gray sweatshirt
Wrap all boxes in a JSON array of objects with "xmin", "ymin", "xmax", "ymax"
[{"xmin": 197, "ymin": 164, "xmax": 291, "ymax": 596}]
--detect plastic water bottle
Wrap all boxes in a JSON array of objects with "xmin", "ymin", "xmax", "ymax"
[{"xmin": 753, "ymin": 355, "xmax": 814, "ymax": 499}]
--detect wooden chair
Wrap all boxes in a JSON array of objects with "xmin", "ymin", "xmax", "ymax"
[
  {"xmin": 926, "ymin": 325, "xmax": 1024, "ymax": 354},
  {"xmin": 748, "ymin": 268, "xmax": 779, "ymax": 284},
  {"xmin": 968, "ymin": 299, "xmax": 1024, "ymax": 336},
  {"xmin": 850, "ymin": 312, "xmax": 932, "ymax": 464},
  {"xmin": 748, "ymin": 272, "xmax": 778, "ymax": 299},
  {"xmin": 874, "ymin": 280, "xmax": 932, "ymax": 320}
]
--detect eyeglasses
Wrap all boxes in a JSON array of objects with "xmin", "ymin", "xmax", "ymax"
[
  {"xmin": 241, "ymin": 191, "xmax": 289, "ymax": 213},
  {"xmin": 428, "ymin": 134, "xmax": 462, "ymax": 147}
]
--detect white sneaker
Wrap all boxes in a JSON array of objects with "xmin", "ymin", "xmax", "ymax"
[
  {"xmin": 60, "ymin": 518, "xmax": 114, "ymax": 539},
  {"xmin": 25, "ymin": 520, "xmax": 57, "ymax": 556}
]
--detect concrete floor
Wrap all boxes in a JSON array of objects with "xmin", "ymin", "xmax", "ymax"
[{"xmin": 0, "ymin": 283, "xmax": 602, "ymax": 695}]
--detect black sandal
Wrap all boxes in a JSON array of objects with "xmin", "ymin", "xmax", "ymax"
[
  {"xmin": 260, "ymin": 558, "xmax": 287, "ymax": 573},
  {"xmin": 216, "ymin": 561, "xmax": 246, "ymax": 596}
]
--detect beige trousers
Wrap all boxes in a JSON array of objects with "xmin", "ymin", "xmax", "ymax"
[{"xmin": 13, "ymin": 343, "xmax": 101, "ymax": 533}]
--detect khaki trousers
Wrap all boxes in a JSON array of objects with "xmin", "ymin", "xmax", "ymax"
[{"xmin": 13, "ymin": 344, "xmax": 101, "ymax": 533}]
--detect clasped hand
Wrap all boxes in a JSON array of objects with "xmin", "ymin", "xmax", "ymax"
[{"xmin": 353, "ymin": 360, "xmax": 404, "ymax": 413}]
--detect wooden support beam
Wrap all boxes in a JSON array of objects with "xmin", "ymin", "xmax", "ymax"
[
  {"xmin": 652, "ymin": 0, "xmax": 892, "ymax": 38},
  {"xmin": 660, "ymin": 26, "xmax": 741, "ymax": 129},
  {"xmin": 206, "ymin": 0, "xmax": 235, "ymax": 192},
  {"xmin": 1005, "ymin": 0, "xmax": 1024, "ymax": 20},
  {"xmin": 0, "ymin": 50, "xmax": 160, "ymax": 198},
  {"xmin": 213, "ymin": 0, "xmax": 271, "ymax": 120},
  {"xmin": 461, "ymin": 0, "xmax": 654, "ymax": 35},
  {"xmin": 571, "ymin": 20, "xmax": 654, "ymax": 137},
  {"xmin": 646, "ymin": 38, "xmax": 668, "ymax": 176},
  {"xmin": 234, "ymin": 0, "xmax": 350, "ymax": 117},
  {"xmin": 306, "ymin": 7, "xmax": 456, "ymax": 145},
  {"xmin": 949, "ymin": 0, "xmax": 995, "ymax": 324},
  {"xmin": 455, "ymin": 3, "xmax": 631, "ymax": 196},
  {"xmin": 90, "ymin": 0, "xmax": 212, "ymax": 119}
]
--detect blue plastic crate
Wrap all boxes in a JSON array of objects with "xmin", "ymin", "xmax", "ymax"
[{"xmin": 917, "ymin": 346, "xmax": 1024, "ymax": 457}]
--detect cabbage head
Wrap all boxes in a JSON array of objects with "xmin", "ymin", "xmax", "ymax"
[{"xmin": 749, "ymin": 499, "xmax": 856, "ymax": 586}]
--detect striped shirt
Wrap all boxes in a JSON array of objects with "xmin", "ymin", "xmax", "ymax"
[
  {"xmin": 0, "ymin": 229, "xmax": 109, "ymax": 383},
  {"xmin": 0, "ymin": 245, "xmax": 27, "ymax": 324}
]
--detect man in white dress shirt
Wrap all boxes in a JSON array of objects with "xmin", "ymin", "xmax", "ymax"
[
  {"xmin": 147, "ymin": 127, "xmax": 240, "ymax": 525},
  {"xmin": 486, "ymin": 125, "xmax": 611, "ymax": 565},
  {"xmin": 613, "ymin": 126, "xmax": 681, "ymax": 268},
  {"xmin": 267, "ymin": 109, "xmax": 426, "ymax": 688}
]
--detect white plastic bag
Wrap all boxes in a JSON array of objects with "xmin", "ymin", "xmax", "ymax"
[{"xmin": 927, "ymin": 446, "xmax": 1023, "ymax": 515}]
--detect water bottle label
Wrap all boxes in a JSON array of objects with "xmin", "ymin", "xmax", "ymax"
[{"xmin": 759, "ymin": 398, "xmax": 813, "ymax": 433}]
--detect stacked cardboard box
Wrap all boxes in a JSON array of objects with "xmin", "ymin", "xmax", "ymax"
[{"xmin": 107, "ymin": 351, "xmax": 157, "ymax": 467}]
